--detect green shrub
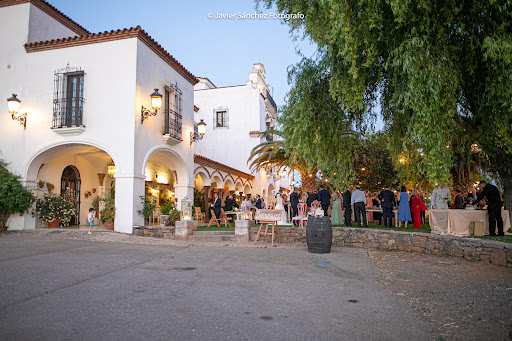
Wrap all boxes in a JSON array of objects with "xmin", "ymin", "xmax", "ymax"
[
  {"xmin": 169, "ymin": 209, "xmax": 180, "ymax": 225},
  {"xmin": 160, "ymin": 202, "xmax": 174, "ymax": 215},
  {"xmin": 100, "ymin": 202, "xmax": 115, "ymax": 223},
  {"xmin": 0, "ymin": 163, "xmax": 36, "ymax": 230},
  {"xmin": 138, "ymin": 196, "xmax": 157, "ymax": 222}
]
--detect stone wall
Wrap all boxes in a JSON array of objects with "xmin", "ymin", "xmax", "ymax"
[
  {"xmin": 133, "ymin": 226, "xmax": 175, "ymax": 239},
  {"xmin": 134, "ymin": 225, "xmax": 512, "ymax": 267},
  {"xmin": 251, "ymin": 226, "xmax": 512, "ymax": 267}
]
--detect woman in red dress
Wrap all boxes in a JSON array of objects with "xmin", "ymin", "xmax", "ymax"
[{"xmin": 411, "ymin": 189, "xmax": 427, "ymax": 229}]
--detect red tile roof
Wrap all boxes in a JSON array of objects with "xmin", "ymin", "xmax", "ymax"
[
  {"xmin": 195, "ymin": 155, "xmax": 255, "ymax": 180},
  {"xmin": 24, "ymin": 26, "xmax": 198, "ymax": 85}
]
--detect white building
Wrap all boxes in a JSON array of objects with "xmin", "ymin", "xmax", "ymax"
[
  {"xmin": 1, "ymin": 0, "xmax": 199, "ymax": 233},
  {"xmin": 193, "ymin": 63, "xmax": 292, "ymax": 217}
]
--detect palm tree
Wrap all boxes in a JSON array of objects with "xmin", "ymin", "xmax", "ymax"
[{"xmin": 248, "ymin": 130, "xmax": 319, "ymax": 193}]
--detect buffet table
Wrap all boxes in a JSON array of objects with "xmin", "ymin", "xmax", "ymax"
[{"xmin": 429, "ymin": 209, "xmax": 511, "ymax": 236}]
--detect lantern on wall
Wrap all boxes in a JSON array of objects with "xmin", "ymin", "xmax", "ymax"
[
  {"xmin": 107, "ymin": 161, "xmax": 116, "ymax": 178},
  {"xmin": 181, "ymin": 196, "xmax": 192, "ymax": 221}
]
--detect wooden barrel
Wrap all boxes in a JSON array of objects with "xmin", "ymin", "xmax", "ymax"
[{"xmin": 306, "ymin": 216, "xmax": 332, "ymax": 253}]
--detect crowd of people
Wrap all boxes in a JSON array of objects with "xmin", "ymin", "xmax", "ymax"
[{"xmin": 210, "ymin": 179, "xmax": 506, "ymax": 236}]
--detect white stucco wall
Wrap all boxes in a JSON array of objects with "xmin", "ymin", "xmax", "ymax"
[{"xmin": 28, "ymin": 3, "xmax": 79, "ymax": 43}]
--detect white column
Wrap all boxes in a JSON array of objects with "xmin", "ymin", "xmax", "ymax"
[
  {"xmin": 114, "ymin": 174, "xmax": 145, "ymax": 234},
  {"xmin": 174, "ymin": 184, "xmax": 194, "ymax": 211},
  {"xmin": 7, "ymin": 180, "xmax": 37, "ymax": 230}
]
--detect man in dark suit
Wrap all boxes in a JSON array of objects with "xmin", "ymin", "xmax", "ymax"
[
  {"xmin": 454, "ymin": 189, "xmax": 465, "ymax": 209},
  {"xmin": 343, "ymin": 185, "xmax": 352, "ymax": 226},
  {"xmin": 378, "ymin": 186, "xmax": 396, "ymax": 227},
  {"xmin": 255, "ymin": 194, "xmax": 262, "ymax": 209},
  {"xmin": 318, "ymin": 185, "xmax": 330, "ymax": 217},
  {"xmin": 290, "ymin": 187, "xmax": 300, "ymax": 226},
  {"xmin": 471, "ymin": 181, "xmax": 504, "ymax": 236},
  {"xmin": 307, "ymin": 190, "xmax": 318, "ymax": 208},
  {"xmin": 224, "ymin": 194, "xmax": 238, "ymax": 220},
  {"xmin": 213, "ymin": 193, "xmax": 222, "ymax": 219}
]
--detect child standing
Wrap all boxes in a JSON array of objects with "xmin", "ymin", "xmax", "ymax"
[{"xmin": 87, "ymin": 208, "xmax": 95, "ymax": 234}]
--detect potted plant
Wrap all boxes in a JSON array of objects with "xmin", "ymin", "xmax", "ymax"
[
  {"xmin": 92, "ymin": 188, "xmax": 96, "ymax": 193},
  {"xmin": 35, "ymin": 193, "xmax": 76, "ymax": 228},
  {"xmin": 46, "ymin": 182, "xmax": 55, "ymax": 193},
  {"xmin": 100, "ymin": 200, "xmax": 115, "ymax": 230},
  {"xmin": 138, "ymin": 196, "xmax": 157, "ymax": 226},
  {"xmin": 38, "ymin": 180, "xmax": 45, "ymax": 189},
  {"xmin": 84, "ymin": 190, "xmax": 92, "ymax": 198},
  {"xmin": 159, "ymin": 202, "xmax": 174, "ymax": 226},
  {"xmin": 168, "ymin": 208, "xmax": 181, "ymax": 226},
  {"xmin": 0, "ymin": 163, "xmax": 35, "ymax": 231}
]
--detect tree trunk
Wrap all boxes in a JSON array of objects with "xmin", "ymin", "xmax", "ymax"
[
  {"xmin": 0, "ymin": 212, "xmax": 9, "ymax": 230},
  {"xmin": 503, "ymin": 182, "xmax": 512, "ymax": 233},
  {"xmin": 300, "ymin": 173, "xmax": 318, "ymax": 193},
  {"xmin": 450, "ymin": 167, "xmax": 472, "ymax": 194}
]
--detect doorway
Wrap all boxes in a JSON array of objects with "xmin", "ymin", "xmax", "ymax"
[{"xmin": 61, "ymin": 165, "xmax": 81, "ymax": 225}]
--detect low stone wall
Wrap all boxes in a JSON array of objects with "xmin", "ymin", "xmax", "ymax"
[
  {"xmin": 250, "ymin": 226, "xmax": 512, "ymax": 267},
  {"xmin": 134, "ymin": 225, "xmax": 511, "ymax": 267},
  {"xmin": 133, "ymin": 226, "xmax": 175, "ymax": 239}
]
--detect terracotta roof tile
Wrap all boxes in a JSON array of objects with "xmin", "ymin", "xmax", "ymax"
[{"xmin": 24, "ymin": 26, "xmax": 198, "ymax": 85}]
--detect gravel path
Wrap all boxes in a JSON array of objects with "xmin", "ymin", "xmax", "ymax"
[{"xmin": 370, "ymin": 250, "xmax": 512, "ymax": 341}]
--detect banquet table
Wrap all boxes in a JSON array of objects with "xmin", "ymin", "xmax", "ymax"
[{"xmin": 429, "ymin": 209, "xmax": 511, "ymax": 236}]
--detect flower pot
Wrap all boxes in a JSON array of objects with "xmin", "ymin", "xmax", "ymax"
[
  {"xmin": 39, "ymin": 184, "xmax": 44, "ymax": 189},
  {"xmin": 47, "ymin": 217, "xmax": 60, "ymax": 228},
  {"xmin": 85, "ymin": 194, "xmax": 89, "ymax": 198},
  {"xmin": 103, "ymin": 220, "xmax": 114, "ymax": 230},
  {"xmin": 92, "ymin": 188, "xmax": 96, "ymax": 193}
]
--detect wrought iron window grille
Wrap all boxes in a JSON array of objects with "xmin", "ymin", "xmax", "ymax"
[
  {"xmin": 53, "ymin": 64, "xmax": 85, "ymax": 128},
  {"xmin": 163, "ymin": 83, "xmax": 183, "ymax": 141}
]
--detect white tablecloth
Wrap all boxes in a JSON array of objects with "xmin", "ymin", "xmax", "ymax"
[{"xmin": 429, "ymin": 209, "xmax": 511, "ymax": 236}]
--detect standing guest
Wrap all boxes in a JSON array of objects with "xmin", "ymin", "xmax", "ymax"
[
  {"xmin": 331, "ymin": 189, "xmax": 343, "ymax": 225},
  {"xmin": 318, "ymin": 185, "xmax": 331, "ymax": 217},
  {"xmin": 343, "ymin": 185, "xmax": 353, "ymax": 226},
  {"xmin": 470, "ymin": 181, "xmax": 504, "ymax": 236},
  {"xmin": 224, "ymin": 195, "xmax": 238, "ymax": 211},
  {"xmin": 454, "ymin": 189, "xmax": 465, "ymax": 209},
  {"xmin": 378, "ymin": 186, "xmax": 396, "ymax": 227},
  {"xmin": 411, "ymin": 189, "xmax": 428, "ymax": 229},
  {"xmin": 290, "ymin": 187, "xmax": 300, "ymax": 226},
  {"xmin": 351, "ymin": 185, "xmax": 368, "ymax": 227},
  {"xmin": 213, "ymin": 193, "xmax": 222, "ymax": 219},
  {"xmin": 372, "ymin": 193, "xmax": 382, "ymax": 225},
  {"xmin": 397, "ymin": 186, "xmax": 411, "ymax": 228},
  {"xmin": 255, "ymin": 194, "xmax": 262, "ymax": 209},
  {"xmin": 409, "ymin": 190, "xmax": 415, "ymax": 224},
  {"xmin": 282, "ymin": 192, "xmax": 289, "ymax": 220},
  {"xmin": 419, "ymin": 192, "xmax": 426, "ymax": 223},
  {"xmin": 431, "ymin": 182, "xmax": 451, "ymax": 210},
  {"xmin": 307, "ymin": 190, "xmax": 318, "ymax": 208},
  {"xmin": 366, "ymin": 192, "xmax": 374, "ymax": 222}
]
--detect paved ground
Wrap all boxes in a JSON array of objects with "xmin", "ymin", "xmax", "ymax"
[{"xmin": 0, "ymin": 230, "xmax": 509, "ymax": 340}]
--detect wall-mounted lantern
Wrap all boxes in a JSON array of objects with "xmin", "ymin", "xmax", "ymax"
[
  {"xmin": 190, "ymin": 119, "xmax": 207, "ymax": 144},
  {"xmin": 7, "ymin": 94, "xmax": 27, "ymax": 129},
  {"xmin": 141, "ymin": 88, "xmax": 162, "ymax": 124}
]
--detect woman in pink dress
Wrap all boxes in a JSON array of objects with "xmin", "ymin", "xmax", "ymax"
[{"xmin": 366, "ymin": 192, "xmax": 374, "ymax": 222}]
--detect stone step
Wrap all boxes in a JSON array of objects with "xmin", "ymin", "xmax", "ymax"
[
  {"xmin": 186, "ymin": 234, "xmax": 235, "ymax": 242},
  {"xmin": 193, "ymin": 231, "xmax": 235, "ymax": 236}
]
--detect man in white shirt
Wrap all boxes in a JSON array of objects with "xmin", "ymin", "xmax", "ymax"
[
  {"xmin": 431, "ymin": 182, "xmax": 451, "ymax": 210},
  {"xmin": 351, "ymin": 185, "xmax": 367, "ymax": 227}
]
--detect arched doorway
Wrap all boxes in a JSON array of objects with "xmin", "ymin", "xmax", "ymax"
[{"xmin": 61, "ymin": 165, "xmax": 81, "ymax": 225}]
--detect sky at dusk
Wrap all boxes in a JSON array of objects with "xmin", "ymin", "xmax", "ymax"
[{"xmin": 46, "ymin": 0, "xmax": 316, "ymax": 107}]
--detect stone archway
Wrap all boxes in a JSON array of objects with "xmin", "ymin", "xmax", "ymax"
[{"xmin": 25, "ymin": 142, "xmax": 118, "ymax": 229}]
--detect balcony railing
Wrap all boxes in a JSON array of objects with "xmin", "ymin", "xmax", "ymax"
[
  {"xmin": 52, "ymin": 97, "xmax": 84, "ymax": 128},
  {"xmin": 164, "ymin": 109, "xmax": 182, "ymax": 141},
  {"xmin": 265, "ymin": 89, "xmax": 277, "ymax": 112}
]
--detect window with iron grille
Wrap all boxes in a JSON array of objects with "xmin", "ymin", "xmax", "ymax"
[
  {"xmin": 214, "ymin": 107, "xmax": 229, "ymax": 128},
  {"xmin": 53, "ymin": 65, "xmax": 85, "ymax": 128},
  {"xmin": 164, "ymin": 83, "xmax": 182, "ymax": 140}
]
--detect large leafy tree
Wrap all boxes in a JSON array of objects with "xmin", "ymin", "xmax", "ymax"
[{"xmin": 260, "ymin": 0, "xmax": 512, "ymax": 217}]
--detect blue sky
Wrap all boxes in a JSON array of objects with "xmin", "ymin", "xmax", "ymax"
[{"xmin": 47, "ymin": 0, "xmax": 316, "ymax": 107}]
